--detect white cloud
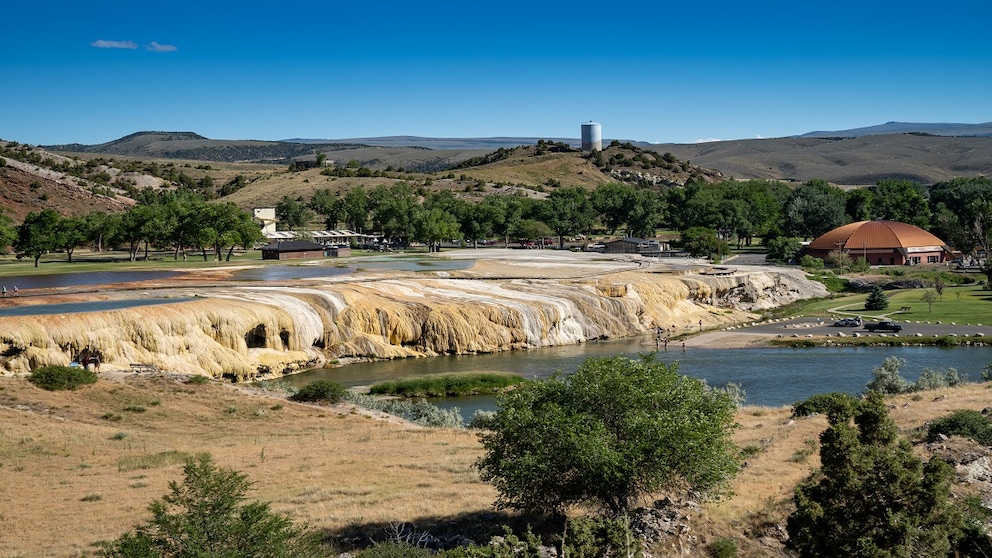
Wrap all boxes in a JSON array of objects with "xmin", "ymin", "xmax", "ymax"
[
  {"xmin": 692, "ymin": 138, "xmax": 722, "ymax": 144},
  {"xmin": 91, "ymin": 39, "xmax": 138, "ymax": 49},
  {"xmin": 145, "ymin": 41, "xmax": 178, "ymax": 53}
]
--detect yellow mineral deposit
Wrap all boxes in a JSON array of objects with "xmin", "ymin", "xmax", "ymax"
[{"xmin": 0, "ymin": 268, "xmax": 825, "ymax": 379}]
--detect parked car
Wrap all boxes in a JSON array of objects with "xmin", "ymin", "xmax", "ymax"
[
  {"xmin": 833, "ymin": 317, "xmax": 862, "ymax": 327},
  {"xmin": 863, "ymin": 320, "xmax": 903, "ymax": 333}
]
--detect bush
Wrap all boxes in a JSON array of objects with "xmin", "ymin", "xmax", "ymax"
[
  {"xmin": 345, "ymin": 393, "xmax": 464, "ymax": 428},
  {"xmin": 914, "ymin": 367, "xmax": 967, "ymax": 391},
  {"xmin": 792, "ymin": 392, "xmax": 860, "ymax": 420},
  {"xmin": 290, "ymin": 380, "xmax": 347, "ymax": 403},
  {"xmin": 369, "ymin": 373, "xmax": 524, "ymax": 397},
  {"xmin": 800, "ymin": 255, "xmax": 824, "ymax": 270},
  {"xmin": 103, "ymin": 454, "xmax": 323, "ymax": 557},
  {"xmin": 708, "ymin": 537, "xmax": 738, "ymax": 558},
  {"xmin": 28, "ymin": 365, "xmax": 97, "ymax": 391},
  {"xmin": 866, "ymin": 356, "xmax": 911, "ymax": 394},
  {"xmin": 927, "ymin": 410, "xmax": 992, "ymax": 446},
  {"xmin": 563, "ymin": 516, "xmax": 643, "ymax": 558},
  {"xmin": 353, "ymin": 542, "xmax": 433, "ymax": 558}
]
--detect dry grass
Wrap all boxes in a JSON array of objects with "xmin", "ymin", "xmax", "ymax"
[
  {"xmin": 0, "ymin": 373, "xmax": 493, "ymax": 557},
  {"xmin": 2, "ymin": 372, "xmax": 991, "ymax": 557}
]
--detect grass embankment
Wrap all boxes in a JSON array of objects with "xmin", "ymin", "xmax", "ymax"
[{"xmin": 369, "ymin": 373, "xmax": 525, "ymax": 397}]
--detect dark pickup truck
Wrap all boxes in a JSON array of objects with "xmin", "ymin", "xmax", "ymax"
[{"xmin": 863, "ymin": 320, "xmax": 903, "ymax": 333}]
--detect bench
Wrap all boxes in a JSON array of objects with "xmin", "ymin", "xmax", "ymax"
[
  {"xmin": 130, "ymin": 363, "xmax": 158, "ymax": 373},
  {"xmin": 899, "ymin": 306, "xmax": 912, "ymax": 312}
]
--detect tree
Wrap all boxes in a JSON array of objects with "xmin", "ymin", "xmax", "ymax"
[
  {"xmin": 764, "ymin": 236, "xmax": 801, "ymax": 263},
  {"xmin": 308, "ymin": 189, "xmax": 342, "ymax": 230},
  {"xmin": 828, "ymin": 249, "xmax": 851, "ymax": 275},
  {"xmin": 679, "ymin": 226, "xmax": 729, "ymax": 260},
  {"xmin": 341, "ymin": 186, "xmax": 370, "ymax": 232},
  {"xmin": 54, "ymin": 216, "xmax": 87, "ymax": 263},
  {"xmin": 783, "ymin": 179, "xmax": 847, "ymax": 240},
  {"xmin": 476, "ymin": 355, "xmax": 740, "ymax": 517},
  {"xmin": 864, "ymin": 284, "xmax": 889, "ymax": 311},
  {"xmin": 480, "ymin": 195, "xmax": 524, "ymax": 247},
  {"xmin": 539, "ymin": 186, "xmax": 594, "ymax": 249},
  {"xmin": 16, "ymin": 209, "xmax": 61, "ymax": 267},
  {"xmin": 0, "ymin": 207, "xmax": 16, "ymax": 254},
  {"xmin": 103, "ymin": 454, "xmax": 322, "ymax": 558},
  {"xmin": 922, "ymin": 288, "xmax": 938, "ymax": 312},
  {"xmin": 275, "ymin": 196, "xmax": 313, "ymax": 232},
  {"xmin": 787, "ymin": 392, "xmax": 963, "ymax": 557},
  {"xmin": 591, "ymin": 182, "xmax": 636, "ymax": 235},
  {"xmin": 413, "ymin": 207, "xmax": 460, "ymax": 252}
]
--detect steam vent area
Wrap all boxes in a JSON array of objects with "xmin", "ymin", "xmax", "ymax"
[{"xmin": 0, "ymin": 249, "xmax": 827, "ymax": 381}]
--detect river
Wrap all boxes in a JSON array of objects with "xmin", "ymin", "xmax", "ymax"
[{"xmin": 279, "ymin": 334, "xmax": 992, "ymax": 418}]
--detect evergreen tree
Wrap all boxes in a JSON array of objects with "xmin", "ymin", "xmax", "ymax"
[
  {"xmin": 864, "ymin": 284, "xmax": 889, "ymax": 311},
  {"xmin": 787, "ymin": 392, "xmax": 963, "ymax": 557}
]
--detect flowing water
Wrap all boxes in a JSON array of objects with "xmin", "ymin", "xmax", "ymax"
[{"xmin": 281, "ymin": 334, "xmax": 992, "ymax": 418}]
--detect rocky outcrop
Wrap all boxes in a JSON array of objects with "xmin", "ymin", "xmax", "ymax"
[{"xmin": 0, "ymin": 269, "xmax": 826, "ymax": 381}]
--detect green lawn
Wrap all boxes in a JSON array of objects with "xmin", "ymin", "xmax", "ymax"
[{"xmin": 778, "ymin": 284, "xmax": 992, "ymax": 325}]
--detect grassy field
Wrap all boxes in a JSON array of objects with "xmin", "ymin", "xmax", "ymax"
[{"xmin": 765, "ymin": 283, "xmax": 992, "ymax": 325}]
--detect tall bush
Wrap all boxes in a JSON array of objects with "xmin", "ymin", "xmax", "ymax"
[{"xmin": 787, "ymin": 392, "xmax": 963, "ymax": 557}]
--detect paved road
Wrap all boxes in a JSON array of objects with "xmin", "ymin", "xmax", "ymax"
[{"xmin": 742, "ymin": 317, "xmax": 991, "ymax": 339}]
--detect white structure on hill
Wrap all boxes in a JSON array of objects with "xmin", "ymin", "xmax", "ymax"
[{"xmin": 581, "ymin": 121, "xmax": 602, "ymax": 151}]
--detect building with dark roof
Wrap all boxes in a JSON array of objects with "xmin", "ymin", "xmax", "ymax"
[
  {"xmin": 799, "ymin": 220, "xmax": 954, "ymax": 266},
  {"xmin": 260, "ymin": 240, "xmax": 331, "ymax": 260},
  {"xmin": 603, "ymin": 237, "xmax": 667, "ymax": 256}
]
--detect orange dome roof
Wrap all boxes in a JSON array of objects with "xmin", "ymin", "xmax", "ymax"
[{"xmin": 808, "ymin": 220, "xmax": 948, "ymax": 251}]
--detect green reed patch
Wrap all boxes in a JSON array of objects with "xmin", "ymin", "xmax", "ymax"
[{"xmin": 369, "ymin": 372, "xmax": 525, "ymax": 397}]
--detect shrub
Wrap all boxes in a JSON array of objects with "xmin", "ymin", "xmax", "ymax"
[
  {"xmin": 353, "ymin": 542, "xmax": 433, "ymax": 558},
  {"xmin": 708, "ymin": 537, "xmax": 738, "ymax": 558},
  {"xmin": 103, "ymin": 454, "xmax": 323, "ymax": 557},
  {"xmin": 564, "ymin": 516, "xmax": 643, "ymax": 558},
  {"xmin": 787, "ymin": 392, "xmax": 962, "ymax": 557},
  {"xmin": 800, "ymin": 255, "xmax": 824, "ymax": 270},
  {"xmin": 914, "ymin": 367, "xmax": 967, "ymax": 391},
  {"xmin": 290, "ymin": 380, "xmax": 347, "ymax": 403},
  {"xmin": 28, "ymin": 365, "xmax": 97, "ymax": 391},
  {"xmin": 927, "ymin": 410, "xmax": 992, "ymax": 446},
  {"xmin": 792, "ymin": 392, "xmax": 860, "ymax": 420},
  {"xmin": 468, "ymin": 410, "xmax": 497, "ymax": 430},
  {"xmin": 866, "ymin": 356, "xmax": 910, "ymax": 394},
  {"xmin": 346, "ymin": 393, "xmax": 464, "ymax": 429}
]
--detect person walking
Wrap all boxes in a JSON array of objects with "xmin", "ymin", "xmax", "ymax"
[
  {"xmin": 11, "ymin": 286, "xmax": 18, "ymax": 297},
  {"xmin": 1, "ymin": 285, "xmax": 6, "ymax": 298}
]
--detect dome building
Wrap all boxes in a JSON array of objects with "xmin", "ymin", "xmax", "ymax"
[{"xmin": 799, "ymin": 220, "xmax": 955, "ymax": 266}]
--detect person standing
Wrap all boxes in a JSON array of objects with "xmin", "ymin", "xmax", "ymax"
[
  {"xmin": 1, "ymin": 285, "xmax": 6, "ymax": 298},
  {"xmin": 12, "ymin": 285, "xmax": 18, "ymax": 297}
]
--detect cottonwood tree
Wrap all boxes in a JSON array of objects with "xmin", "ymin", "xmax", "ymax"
[
  {"xmin": 16, "ymin": 209, "xmax": 62, "ymax": 267},
  {"xmin": 787, "ymin": 391, "xmax": 963, "ymax": 557},
  {"xmin": 476, "ymin": 355, "xmax": 740, "ymax": 517}
]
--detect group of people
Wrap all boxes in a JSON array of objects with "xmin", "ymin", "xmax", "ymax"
[
  {"xmin": 655, "ymin": 325, "xmax": 687, "ymax": 350},
  {"xmin": 1, "ymin": 285, "xmax": 18, "ymax": 297}
]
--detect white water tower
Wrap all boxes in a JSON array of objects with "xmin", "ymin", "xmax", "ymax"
[{"xmin": 581, "ymin": 121, "xmax": 602, "ymax": 151}]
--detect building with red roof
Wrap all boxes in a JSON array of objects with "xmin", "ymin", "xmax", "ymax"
[{"xmin": 798, "ymin": 220, "xmax": 955, "ymax": 266}]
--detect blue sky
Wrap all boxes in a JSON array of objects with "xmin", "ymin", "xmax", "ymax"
[{"xmin": 4, "ymin": 1, "xmax": 991, "ymax": 146}]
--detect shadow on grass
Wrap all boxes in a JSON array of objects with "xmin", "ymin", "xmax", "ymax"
[{"xmin": 322, "ymin": 509, "xmax": 562, "ymax": 553}]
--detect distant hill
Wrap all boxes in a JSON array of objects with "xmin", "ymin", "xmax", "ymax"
[
  {"xmin": 647, "ymin": 134, "xmax": 992, "ymax": 186},
  {"xmin": 35, "ymin": 123, "xmax": 992, "ymax": 189},
  {"xmin": 282, "ymin": 136, "xmax": 578, "ymax": 150},
  {"xmin": 798, "ymin": 121, "xmax": 992, "ymax": 138}
]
